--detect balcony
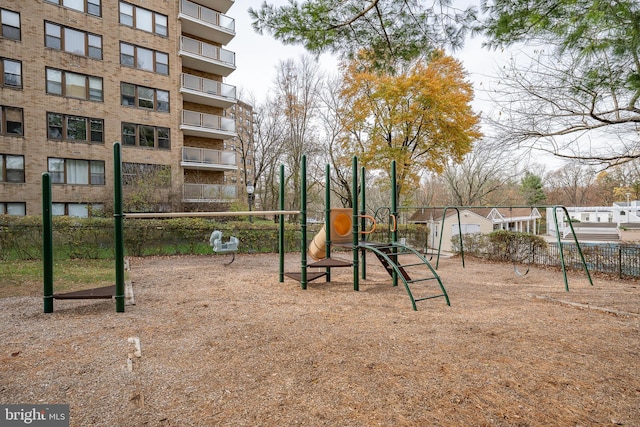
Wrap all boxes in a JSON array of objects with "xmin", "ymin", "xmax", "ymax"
[
  {"xmin": 195, "ymin": 0, "xmax": 233, "ymax": 14},
  {"xmin": 183, "ymin": 183, "xmax": 238, "ymax": 202},
  {"xmin": 180, "ymin": 73, "xmax": 236, "ymax": 109},
  {"xmin": 179, "ymin": 36, "xmax": 236, "ymax": 77},
  {"xmin": 181, "ymin": 110, "xmax": 236, "ymax": 139},
  {"xmin": 179, "ymin": 0, "xmax": 235, "ymax": 45},
  {"xmin": 181, "ymin": 147, "xmax": 237, "ymax": 171}
]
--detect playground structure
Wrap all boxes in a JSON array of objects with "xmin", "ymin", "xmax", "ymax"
[
  {"xmin": 42, "ymin": 143, "xmax": 593, "ymax": 313},
  {"xmin": 42, "ymin": 144, "xmax": 128, "ymax": 313},
  {"xmin": 279, "ymin": 156, "xmax": 451, "ymax": 311}
]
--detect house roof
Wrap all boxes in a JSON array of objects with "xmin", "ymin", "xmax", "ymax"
[{"xmin": 409, "ymin": 207, "xmax": 542, "ymax": 223}]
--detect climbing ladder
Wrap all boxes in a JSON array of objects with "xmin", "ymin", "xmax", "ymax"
[{"xmin": 359, "ymin": 241, "xmax": 450, "ymax": 310}]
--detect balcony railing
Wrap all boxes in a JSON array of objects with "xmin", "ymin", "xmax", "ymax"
[
  {"xmin": 182, "ymin": 147, "xmax": 237, "ymax": 170},
  {"xmin": 179, "ymin": 36, "xmax": 235, "ymax": 76},
  {"xmin": 180, "ymin": 0, "xmax": 235, "ymax": 45},
  {"xmin": 181, "ymin": 110, "xmax": 236, "ymax": 139},
  {"xmin": 183, "ymin": 183, "xmax": 238, "ymax": 201},
  {"xmin": 196, "ymin": 0, "xmax": 234, "ymax": 14},
  {"xmin": 181, "ymin": 73, "xmax": 236, "ymax": 108}
]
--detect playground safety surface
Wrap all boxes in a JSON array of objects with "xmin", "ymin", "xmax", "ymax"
[{"xmin": 1, "ymin": 253, "xmax": 638, "ymax": 426}]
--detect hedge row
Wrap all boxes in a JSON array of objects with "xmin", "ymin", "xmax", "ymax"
[{"xmin": 0, "ymin": 216, "xmax": 435, "ymax": 261}]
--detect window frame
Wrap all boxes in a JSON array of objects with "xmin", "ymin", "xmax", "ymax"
[
  {"xmin": 45, "ymin": 21, "xmax": 103, "ymax": 60},
  {"xmin": 119, "ymin": 42, "xmax": 169, "ymax": 75},
  {"xmin": 1, "ymin": 106, "xmax": 23, "ymax": 136},
  {"xmin": 122, "ymin": 162, "xmax": 171, "ymax": 187},
  {"xmin": 47, "ymin": 112, "xmax": 104, "ymax": 143},
  {"xmin": 120, "ymin": 82, "xmax": 170, "ymax": 112},
  {"xmin": 51, "ymin": 202, "xmax": 104, "ymax": 217},
  {"xmin": 46, "ymin": 68, "xmax": 103, "ymax": 101},
  {"xmin": 47, "ymin": 111, "xmax": 104, "ymax": 144},
  {"xmin": 47, "ymin": 157, "xmax": 105, "ymax": 185},
  {"xmin": 119, "ymin": 1, "xmax": 168, "ymax": 37},
  {"xmin": 1, "ymin": 57, "xmax": 21, "ymax": 88},
  {"xmin": 0, "ymin": 154, "xmax": 25, "ymax": 183},
  {"xmin": 0, "ymin": 202, "xmax": 26, "ymax": 216},
  {"xmin": 1, "ymin": 8, "xmax": 21, "ymax": 41},
  {"xmin": 44, "ymin": 0, "xmax": 101, "ymax": 17},
  {"xmin": 121, "ymin": 122, "xmax": 171, "ymax": 150}
]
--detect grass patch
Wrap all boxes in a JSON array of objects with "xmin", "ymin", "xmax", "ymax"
[{"xmin": 0, "ymin": 258, "xmax": 119, "ymax": 298}]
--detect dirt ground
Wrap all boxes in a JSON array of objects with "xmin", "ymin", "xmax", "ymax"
[{"xmin": 1, "ymin": 252, "xmax": 639, "ymax": 426}]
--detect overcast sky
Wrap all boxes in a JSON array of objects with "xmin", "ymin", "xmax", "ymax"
[
  {"xmin": 224, "ymin": 0, "xmax": 565, "ymax": 171},
  {"xmin": 225, "ymin": 0, "xmax": 509, "ymax": 106}
]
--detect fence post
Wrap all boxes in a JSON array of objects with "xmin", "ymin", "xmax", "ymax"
[{"xmin": 619, "ymin": 246, "xmax": 622, "ymax": 279}]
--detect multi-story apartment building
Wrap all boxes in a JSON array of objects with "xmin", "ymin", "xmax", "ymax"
[{"xmin": 0, "ymin": 0, "xmax": 246, "ymax": 216}]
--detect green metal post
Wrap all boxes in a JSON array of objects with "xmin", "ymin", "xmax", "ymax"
[
  {"xmin": 552, "ymin": 206, "xmax": 594, "ymax": 291},
  {"xmin": 279, "ymin": 165, "xmax": 285, "ymax": 282},
  {"xmin": 352, "ymin": 156, "xmax": 359, "ymax": 291},
  {"xmin": 325, "ymin": 164, "xmax": 331, "ymax": 281},
  {"xmin": 435, "ymin": 207, "xmax": 465, "ymax": 269},
  {"xmin": 360, "ymin": 166, "xmax": 367, "ymax": 280},
  {"xmin": 391, "ymin": 161, "xmax": 398, "ymax": 287},
  {"xmin": 113, "ymin": 142, "xmax": 125, "ymax": 313},
  {"xmin": 300, "ymin": 155, "xmax": 307, "ymax": 290},
  {"xmin": 42, "ymin": 173, "xmax": 54, "ymax": 313}
]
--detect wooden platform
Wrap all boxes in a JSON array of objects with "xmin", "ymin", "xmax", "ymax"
[{"xmin": 308, "ymin": 258, "xmax": 353, "ymax": 268}]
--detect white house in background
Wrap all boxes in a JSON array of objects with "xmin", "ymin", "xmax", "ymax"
[
  {"xmin": 546, "ymin": 201, "xmax": 640, "ymax": 242},
  {"xmin": 486, "ymin": 207, "xmax": 543, "ymax": 233},
  {"xmin": 409, "ymin": 207, "xmax": 542, "ymax": 252}
]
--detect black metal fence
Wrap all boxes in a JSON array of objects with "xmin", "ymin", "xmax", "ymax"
[{"xmin": 534, "ymin": 243, "xmax": 640, "ymax": 279}]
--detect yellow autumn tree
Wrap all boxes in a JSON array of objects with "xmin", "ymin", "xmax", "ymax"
[{"xmin": 339, "ymin": 50, "xmax": 481, "ymax": 198}]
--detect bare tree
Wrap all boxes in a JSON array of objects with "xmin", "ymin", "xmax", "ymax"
[
  {"xmin": 274, "ymin": 55, "xmax": 324, "ymax": 214},
  {"xmin": 442, "ymin": 139, "xmax": 522, "ymax": 206},
  {"xmin": 485, "ymin": 49, "xmax": 640, "ymax": 168},
  {"xmin": 545, "ymin": 163, "xmax": 597, "ymax": 206},
  {"xmin": 251, "ymin": 94, "xmax": 286, "ymax": 211},
  {"xmin": 317, "ymin": 73, "xmax": 355, "ymax": 207}
]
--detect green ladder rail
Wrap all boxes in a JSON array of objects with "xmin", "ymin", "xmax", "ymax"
[{"xmin": 359, "ymin": 241, "xmax": 450, "ymax": 311}]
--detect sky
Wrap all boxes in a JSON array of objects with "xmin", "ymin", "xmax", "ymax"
[
  {"xmin": 225, "ymin": 0, "xmax": 336, "ymax": 102},
  {"xmin": 225, "ymin": 0, "xmax": 509, "ymax": 105},
  {"xmin": 223, "ymin": 0, "xmax": 565, "ymax": 171}
]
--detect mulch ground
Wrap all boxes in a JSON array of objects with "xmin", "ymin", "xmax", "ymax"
[{"xmin": 1, "ymin": 253, "xmax": 638, "ymax": 426}]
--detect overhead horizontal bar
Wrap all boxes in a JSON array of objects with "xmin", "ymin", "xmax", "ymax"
[{"xmin": 124, "ymin": 210, "xmax": 300, "ymax": 219}]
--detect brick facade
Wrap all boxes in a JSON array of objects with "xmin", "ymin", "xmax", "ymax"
[{"xmin": 0, "ymin": 0, "xmax": 247, "ymax": 215}]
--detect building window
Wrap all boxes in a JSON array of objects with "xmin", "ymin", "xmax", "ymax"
[
  {"xmin": 46, "ymin": 68, "xmax": 103, "ymax": 101},
  {"xmin": 47, "ymin": 113, "xmax": 103, "ymax": 143},
  {"xmin": 44, "ymin": 0, "xmax": 101, "ymax": 17},
  {"xmin": 120, "ymin": 43, "xmax": 169, "ymax": 75},
  {"xmin": 122, "ymin": 162, "xmax": 170, "ymax": 187},
  {"xmin": 119, "ymin": 2, "xmax": 167, "ymax": 36},
  {"xmin": 52, "ymin": 202, "xmax": 103, "ymax": 217},
  {"xmin": 121, "ymin": 123, "xmax": 170, "ymax": 149},
  {"xmin": 0, "ymin": 202, "xmax": 25, "ymax": 215},
  {"xmin": 48, "ymin": 158, "xmax": 105, "ymax": 185},
  {"xmin": 1, "ymin": 58, "xmax": 21, "ymax": 88},
  {"xmin": 45, "ymin": 22, "xmax": 102, "ymax": 60},
  {"xmin": 1, "ymin": 8, "xmax": 20, "ymax": 40},
  {"xmin": 0, "ymin": 154, "xmax": 25, "ymax": 183},
  {"xmin": 1, "ymin": 106, "xmax": 23, "ymax": 136},
  {"xmin": 120, "ymin": 82, "xmax": 169, "ymax": 112}
]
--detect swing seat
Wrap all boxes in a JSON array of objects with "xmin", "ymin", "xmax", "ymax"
[{"xmin": 514, "ymin": 265, "xmax": 530, "ymax": 276}]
